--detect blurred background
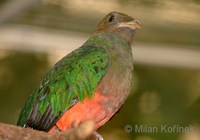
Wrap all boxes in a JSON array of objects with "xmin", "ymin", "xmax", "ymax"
[{"xmin": 0, "ymin": 0, "xmax": 200, "ymax": 140}]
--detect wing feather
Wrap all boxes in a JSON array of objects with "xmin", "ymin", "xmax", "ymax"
[{"xmin": 17, "ymin": 46, "xmax": 109, "ymax": 131}]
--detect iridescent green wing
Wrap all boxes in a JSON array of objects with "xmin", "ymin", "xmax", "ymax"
[{"xmin": 17, "ymin": 46, "xmax": 109, "ymax": 131}]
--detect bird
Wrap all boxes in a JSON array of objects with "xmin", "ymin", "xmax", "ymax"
[{"xmin": 17, "ymin": 11, "xmax": 141, "ymax": 139}]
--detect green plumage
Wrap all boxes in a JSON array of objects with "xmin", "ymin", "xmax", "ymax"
[
  {"xmin": 17, "ymin": 44, "xmax": 109, "ymax": 128},
  {"xmin": 17, "ymin": 11, "xmax": 140, "ymax": 134}
]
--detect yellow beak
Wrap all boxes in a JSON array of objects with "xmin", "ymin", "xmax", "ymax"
[{"xmin": 118, "ymin": 20, "xmax": 141, "ymax": 30}]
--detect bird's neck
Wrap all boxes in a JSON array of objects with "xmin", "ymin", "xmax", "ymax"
[
  {"xmin": 83, "ymin": 33, "xmax": 133, "ymax": 65},
  {"xmin": 85, "ymin": 33, "xmax": 131, "ymax": 52},
  {"xmin": 94, "ymin": 29, "xmax": 134, "ymax": 45},
  {"xmin": 97, "ymin": 32, "xmax": 132, "ymax": 45},
  {"xmin": 112, "ymin": 29, "xmax": 134, "ymax": 45}
]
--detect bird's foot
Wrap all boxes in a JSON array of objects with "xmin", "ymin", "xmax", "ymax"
[{"xmin": 91, "ymin": 131, "xmax": 104, "ymax": 140}]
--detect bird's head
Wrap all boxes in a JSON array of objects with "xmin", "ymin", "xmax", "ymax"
[{"xmin": 94, "ymin": 11, "xmax": 141, "ymax": 44}]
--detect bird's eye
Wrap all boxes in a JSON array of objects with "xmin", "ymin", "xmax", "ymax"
[{"xmin": 108, "ymin": 15, "xmax": 115, "ymax": 23}]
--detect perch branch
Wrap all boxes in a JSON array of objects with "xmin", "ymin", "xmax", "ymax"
[{"xmin": 0, "ymin": 121, "xmax": 95, "ymax": 140}]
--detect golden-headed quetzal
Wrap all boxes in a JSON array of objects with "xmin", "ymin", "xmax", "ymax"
[{"xmin": 17, "ymin": 11, "xmax": 140, "ymax": 138}]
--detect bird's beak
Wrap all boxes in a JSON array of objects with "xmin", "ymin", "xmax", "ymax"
[{"xmin": 118, "ymin": 19, "xmax": 141, "ymax": 30}]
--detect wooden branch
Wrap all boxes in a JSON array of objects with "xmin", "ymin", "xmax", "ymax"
[{"xmin": 0, "ymin": 121, "xmax": 95, "ymax": 140}]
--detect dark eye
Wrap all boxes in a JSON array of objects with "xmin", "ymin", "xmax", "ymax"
[{"xmin": 108, "ymin": 15, "xmax": 115, "ymax": 23}]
